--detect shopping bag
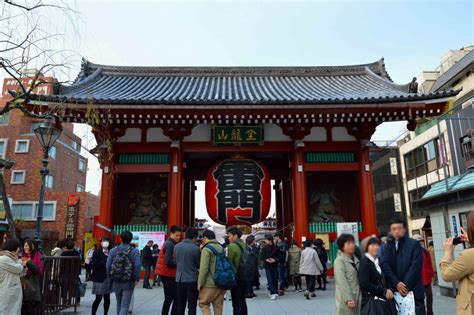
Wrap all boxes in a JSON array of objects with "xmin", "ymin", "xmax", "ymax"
[{"xmin": 394, "ymin": 291, "xmax": 415, "ymax": 315}]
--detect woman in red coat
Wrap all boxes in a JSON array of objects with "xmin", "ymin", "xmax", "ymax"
[{"xmin": 413, "ymin": 235, "xmax": 435, "ymax": 315}]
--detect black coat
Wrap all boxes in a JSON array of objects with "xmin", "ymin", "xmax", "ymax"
[
  {"xmin": 380, "ymin": 235, "xmax": 424, "ymax": 299},
  {"xmin": 142, "ymin": 245, "xmax": 153, "ymax": 266},
  {"xmin": 90, "ymin": 249, "xmax": 108, "ymax": 283},
  {"xmin": 359, "ymin": 256, "xmax": 387, "ymax": 300}
]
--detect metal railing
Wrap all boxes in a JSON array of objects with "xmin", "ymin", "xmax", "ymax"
[{"xmin": 42, "ymin": 256, "xmax": 81, "ymax": 314}]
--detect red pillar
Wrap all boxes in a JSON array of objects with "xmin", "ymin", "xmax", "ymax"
[
  {"xmin": 275, "ymin": 180, "xmax": 283, "ymax": 232},
  {"xmin": 358, "ymin": 147, "xmax": 378, "ymax": 237},
  {"xmin": 97, "ymin": 162, "xmax": 115, "ymax": 241},
  {"xmin": 282, "ymin": 178, "xmax": 293, "ymax": 240},
  {"xmin": 291, "ymin": 143, "xmax": 309, "ymax": 245},
  {"xmin": 168, "ymin": 143, "xmax": 183, "ymax": 229}
]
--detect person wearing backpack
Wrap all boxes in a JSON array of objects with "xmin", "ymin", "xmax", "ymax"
[
  {"xmin": 106, "ymin": 230, "xmax": 141, "ymax": 315},
  {"xmin": 156, "ymin": 225, "xmax": 182, "ymax": 315},
  {"xmin": 261, "ymin": 234, "xmax": 279, "ymax": 300},
  {"xmin": 198, "ymin": 230, "xmax": 228, "ymax": 315},
  {"xmin": 226, "ymin": 226, "xmax": 248, "ymax": 315}
]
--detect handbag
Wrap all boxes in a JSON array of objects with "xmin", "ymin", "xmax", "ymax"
[
  {"xmin": 77, "ymin": 278, "xmax": 87, "ymax": 297},
  {"xmin": 394, "ymin": 291, "xmax": 416, "ymax": 315},
  {"xmin": 362, "ymin": 297, "xmax": 398, "ymax": 315}
]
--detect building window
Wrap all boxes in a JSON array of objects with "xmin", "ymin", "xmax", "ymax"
[
  {"xmin": 12, "ymin": 201, "xmax": 56, "ymax": 220},
  {"xmin": 0, "ymin": 139, "xmax": 7, "ymax": 158},
  {"xmin": 15, "ymin": 140, "xmax": 30, "ymax": 153},
  {"xmin": 404, "ymin": 138, "xmax": 439, "ymax": 181},
  {"xmin": 11, "ymin": 170, "xmax": 26, "ymax": 184},
  {"xmin": 30, "ymin": 122, "xmax": 43, "ymax": 134},
  {"xmin": 34, "ymin": 203, "xmax": 56, "ymax": 220},
  {"xmin": 11, "ymin": 203, "xmax": 33, "ymax": 220},
  {"xmin": 72, "ymin": 141, "xmax": 80, "ymax": 151},
  {"xmin": 76, "ymin": 184, "xmax": 85, "ymax": 192},
  {"xmin": 45, "ymin": 175, "xmax": 54, "ymax": 189},
  {"xmin": 78, "ymin": 159, "xmax": 86, "ymax": 172},
  {"xmin": 0, "ymin": 113, "xmax": 10, "ymax": 125},
  {"xmin": 49, "ymin": 146, "xmax": 57, "ymax": 159}
]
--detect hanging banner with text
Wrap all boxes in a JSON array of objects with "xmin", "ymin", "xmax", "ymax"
[
  {"xmin": 336, "ymin": 222, "xmax": 360, "ymax": 245},
  {"xmin": 65, "ymin": 194, "xmax": 80, "ymax": 240},
  {"xmin": 211, "ymin": 125, "xmax": 264, "ymax": 145}
]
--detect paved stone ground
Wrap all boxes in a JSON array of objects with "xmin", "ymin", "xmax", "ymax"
[{"xmin": 62, "ymin": 272, "xmax": 456, "ymax": 315}]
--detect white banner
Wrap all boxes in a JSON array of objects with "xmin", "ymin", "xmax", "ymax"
[{"xmin": 336, "ymin": 222, "xmax": 359, "ymax": 245}]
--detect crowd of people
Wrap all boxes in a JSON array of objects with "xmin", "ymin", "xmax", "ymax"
[{"xmin": 0, "ymin": 211, "xmax": 473, "ymax": 315}]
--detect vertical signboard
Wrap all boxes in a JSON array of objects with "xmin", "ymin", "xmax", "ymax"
[{"xmin": 65, "ymin": 194, "xmax": 80, "ymax": 240}]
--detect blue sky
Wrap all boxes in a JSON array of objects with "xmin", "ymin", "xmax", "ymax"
[{"xmin": 71, "ymin": 0, "xmax": 473, "ymax": 222}]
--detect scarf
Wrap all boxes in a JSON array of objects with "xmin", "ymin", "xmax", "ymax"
[
  {"xmin": 21, "ymin": 251, "xmax": 43, "ymax": 276},
  {"xmin": 365, "ymin": 253, "xmax": 381, "ymax": 274}
]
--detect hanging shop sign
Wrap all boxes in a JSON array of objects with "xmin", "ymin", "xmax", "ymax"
[
  {"xmin": 205, "ymin": 158, "xmax": 271, "ymax": 225},
  {"xmin": 211, "ymin": 125, "xmax": 264, "ymax": 145},
  {"xmin": 65, "ymin": 194, "xmax": 80, "ymax": 240}
]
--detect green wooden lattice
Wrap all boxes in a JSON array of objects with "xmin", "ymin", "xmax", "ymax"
[
  {"xmin": 117, "ymin": 153, "xmax": 169, "ymax": 165},
  {"xmin": 305, "ymin": 152, "xmax": 356, "ymax": 163}
]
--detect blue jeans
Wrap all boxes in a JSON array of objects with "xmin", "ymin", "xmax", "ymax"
[
  {"xmin": 264, "ymin": 267, "xmax": 278, "ymax": 295},
  {"xmin": 113, "ymin": 282, "xmax": 135, "ymax": 315},
  {"xmin": 277, "ymin": 264, "xmax": 286, "ymax": 291}
]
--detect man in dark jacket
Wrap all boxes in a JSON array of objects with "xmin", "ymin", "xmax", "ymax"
[
  {"xmin": 380, "ymin": 219, "xmax": 425, "ymax": 315},
  {"xmin": 142, "ymin": 240, "xmax": 154, "ymax": 289},
  {"xmin": 274, "ymin": 233, "xmax": 288, "ymax": 295},
  {"xmin": 174, "ymin": 227, "xmax": 200, "ymax": 315},
  {"xmin": 152, "ymin": 244, "xmax": 161, "ymax": 286},
  {"xmin": 261, "ymin": 234, "xmax": 279, "ymax": 300},
  {"xmin": 244, "ymin": 235, "xmax": 259, "ymax": 299}
]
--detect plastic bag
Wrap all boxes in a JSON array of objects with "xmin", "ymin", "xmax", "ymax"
[{"xmin": 394, "ymin": 291, "xmax": 415, "ymax": 315}]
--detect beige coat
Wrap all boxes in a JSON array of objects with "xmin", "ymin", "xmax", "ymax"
[
  {"xmin": 334, "ymin": 253, "xmax": 361, "ymax": 315},
  {"xmin": 0, "ymin": 251, "xmax": 24, "ymax": 315},
  {"xmin": 299, "ymin": 247, "xmax": 323, "ymax": 276},
  {"xmin": 288, "ymin": 245, "xmax": 301, "ymax": 275},
  {"xmin": 440, "ymin": 248, "xmax": 474, "ymax": 315}
]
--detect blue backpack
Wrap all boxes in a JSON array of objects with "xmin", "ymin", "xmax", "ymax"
[{"xmin": 204, "ymin": 244, "xmax": 237, "ymax": 290}]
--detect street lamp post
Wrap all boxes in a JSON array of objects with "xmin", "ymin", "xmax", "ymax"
[{"xmin": 34, "ymin": 117, "xmax": 61, "ymax": 251}]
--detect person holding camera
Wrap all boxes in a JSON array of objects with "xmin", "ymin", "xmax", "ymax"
[{"xmin": 440, "ymin": 211, "xmax": 474, "ymax": 315}]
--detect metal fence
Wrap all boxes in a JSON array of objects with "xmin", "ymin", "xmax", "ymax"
[{"xmin": 42, "ymin": 256, "xmax": 81, "ymax": 314}]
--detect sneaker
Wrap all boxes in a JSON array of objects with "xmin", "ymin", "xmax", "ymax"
[
  {"xmin": 297, "ymin": 288, "xmax": 303, "ymax": 292},
  {"xmin": 271, "ymin": 294, "xmax": 277, "ymax": 300}
]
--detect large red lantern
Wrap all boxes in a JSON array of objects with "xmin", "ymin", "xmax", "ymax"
[{"xmin": 205, "ymin": 158, "xmax": 271, "ymax": 225}]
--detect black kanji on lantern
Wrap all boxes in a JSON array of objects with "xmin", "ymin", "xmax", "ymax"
[{"xmin": 212, "ymin": 159, "xmax": 264, "ymax": 224}]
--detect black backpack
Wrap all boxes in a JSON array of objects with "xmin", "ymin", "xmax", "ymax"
[{"xmin": 110, "ymin": 246, "xmax": 134, "ymax": 282}]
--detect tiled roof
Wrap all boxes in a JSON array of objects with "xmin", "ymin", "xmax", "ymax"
[
  {"xmin": 431, "ymin": 49, "xmax": 474, "ymax": 92},
  {"xmin": 421, "ymin": 171, "xmax": 474, "ymax": 200},
  {"xmin": 30, "ymin": 58, "xmax": 457, "ymax": 106}
]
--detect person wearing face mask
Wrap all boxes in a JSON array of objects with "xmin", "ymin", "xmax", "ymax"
[
  {"xmin": 91, "ymin": 237, "xmax": 112, "ymax": 315},
  {"xmin": 0, "ymin": 238, "xmax": 25, "ymax": 315}
]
